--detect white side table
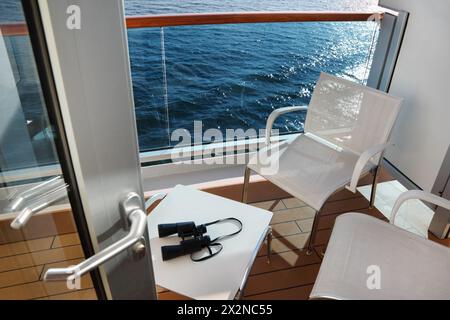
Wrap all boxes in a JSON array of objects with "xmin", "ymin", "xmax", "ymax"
[{"xmin": 147, "ymin": 185, "xmax": 273, "ymax": 300}]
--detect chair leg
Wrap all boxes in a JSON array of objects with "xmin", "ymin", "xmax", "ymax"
[
  {"xmin": 369, "ymin": 166, "xmax": 379, "ymax": 209},
  {"xmin": 242, "ymin": 167, "xmax": 251, "ymax": 203},
  {"xmin": 268, "ymin": 199, "xmax": 281, "ymax": 212},
  {"xmin": 306, "ymin": 210, "xmax": 320, "ymax": 256},
  {"xmin": 266, "ymin": 227, "xmax": 273, "ymax": 264}
]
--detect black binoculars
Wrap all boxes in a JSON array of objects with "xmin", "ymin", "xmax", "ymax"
[
  {"xmin": 159, "ymin": 221, "xmax": 210, "ymax": 261},
  {"xmin": 158, "ymin": 221, "xmax": 207, "ymax": 238},
  {"xmin": 158, "ymin": 218, "xmax": 242, "ymax": 262},
  {"xmin": 161, "ymin": 235, "xmax": 211, "ymax": 261}
]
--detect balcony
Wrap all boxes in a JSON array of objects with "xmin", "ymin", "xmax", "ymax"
[
  {"xmin": 2, "ymin": 5, "xmax": 448, "ymax": 301},
  {"xmin": 0, "ymin": 10, "xmax": 382, "ymax": 183},
  {"xmin": 127, "ymin": 12, "xmax": 382, "ymax": 162}
]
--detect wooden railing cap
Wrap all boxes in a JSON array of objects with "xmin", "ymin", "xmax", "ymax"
[{"xmin": 1, "ymin": 11, "xmax": 383, "ymax": 36}]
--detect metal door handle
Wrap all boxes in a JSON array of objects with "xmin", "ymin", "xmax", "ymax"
[
  {"xmin": 10, "ymin": 183, "xmax": 68, "ymax": 229},
  {"xmin": 44, "ymin": 192, "xmax": 148, "ymax": 282},
  {"xmin": 6, "ymin": 175, "xmax": 65, "ymax": 212}
]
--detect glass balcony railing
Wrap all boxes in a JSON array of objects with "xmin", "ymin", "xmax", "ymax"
[
  {"xmin": 0, "ymin": 10, "xmax": 382, "ymax": 183},
  {"xmin": 127, "ymin": 14, "xmax": 381, "ymax": 152}
]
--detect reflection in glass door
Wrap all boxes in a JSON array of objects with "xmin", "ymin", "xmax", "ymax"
[{"xmin": 0, "ymin": 0, "xmax": 98, "ymax": 300}]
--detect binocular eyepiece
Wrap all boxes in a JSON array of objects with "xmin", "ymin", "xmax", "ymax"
[
  {"xmin": 161, "ymin": 235, "xmax": 211, "ymax": 261},
  {"xmin": 158, "ymin": 221, "xmax": 207, "ymax": 238}
]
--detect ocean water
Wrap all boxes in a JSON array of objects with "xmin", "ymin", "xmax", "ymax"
[
  {"xmin": 0, "ymin": 0, "xmax": 378, "ymax": 171},
  {"xmin": 125, "ymin": 0, "xmax": 379, "ymax": 150}
]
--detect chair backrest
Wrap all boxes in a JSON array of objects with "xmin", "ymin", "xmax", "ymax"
[{"xmin": 305, "ymin": 73, "xmax": 403, "ymax": 159}]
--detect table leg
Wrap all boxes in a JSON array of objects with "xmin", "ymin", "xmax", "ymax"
[{"xmin": 235, "ymin": 226, "xmax": 273, "ymax": 300}]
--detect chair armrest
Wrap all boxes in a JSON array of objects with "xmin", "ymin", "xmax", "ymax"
[
  {"xmin": 345, "ymin": 143, "xmax": 391, "ymax": 193},
  {"xmin": 390, "ymin": 190, "xmax": 450, "ymax": 225},
  {"xmin": 265, "ymin": 106, "xmax": 308, "ymax": 145}
]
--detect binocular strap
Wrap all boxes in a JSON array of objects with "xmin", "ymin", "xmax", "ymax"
[
  {"xmin": 190, "ymin": 217, "xmax": 243, "ymax": 262},
  {"xmin": 191, "ymin": 242, "xmax": 223, "ymax": 262}
]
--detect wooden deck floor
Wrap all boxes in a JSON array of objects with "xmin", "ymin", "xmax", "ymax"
[
  {"xmin": 245, "ymin": 195, "xmax": 385, "ymax": 299},
  {"xmin": 157, "ymin": 174, "xmax": 449, "ymax": 300},
  {"xmin": 0, "ymin": 232, "xmax": 96, "ymax": 300},
  {"xmin": 1, "ymin": 170, "xmax": 447, "ymax": 300},
  {"xmin": 157, "ymin": 186, "xmax": 389, "ymax": 300}
]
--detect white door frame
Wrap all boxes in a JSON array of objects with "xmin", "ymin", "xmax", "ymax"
[{"xmin": 36, "ymin": 0, "xmax": 157, "ymax": 299}]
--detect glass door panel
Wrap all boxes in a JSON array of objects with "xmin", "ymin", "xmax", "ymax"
[{"xmin": 0, "ymin": 0, "xmax": 97, "ymax": 300}]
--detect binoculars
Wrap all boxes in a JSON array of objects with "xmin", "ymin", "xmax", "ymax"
[
  {"xmin": 159, "ymin": 221, "xmax": 210, "ymax": 261},
  {"xmin": 158, "ymin": 221, "xmax": 207, "ymax": 238},
  {"xmin": 161, "ymin": 235, "xmax": 212, "ymax": 261},
  {"xmin": 158, "ymin": 217, "xmax": 242, "ymax": 262}
]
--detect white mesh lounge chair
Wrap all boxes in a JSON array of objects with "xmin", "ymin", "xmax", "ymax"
[
  {"xmin": 242, "ymin": 73, "xmax": 403, "ymax": 255},
  {"xmin": 310, "ymin": 190, "xmax": 450, "ymax": 300}
]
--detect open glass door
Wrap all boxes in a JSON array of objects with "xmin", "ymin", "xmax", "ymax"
[
  {"xmin": 0, "ymin": 0, "xmax": 102, "ymax": 300},
  {"xmin": 0, "ymin": 0, "xmax": 156, "ymax": 300}
]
